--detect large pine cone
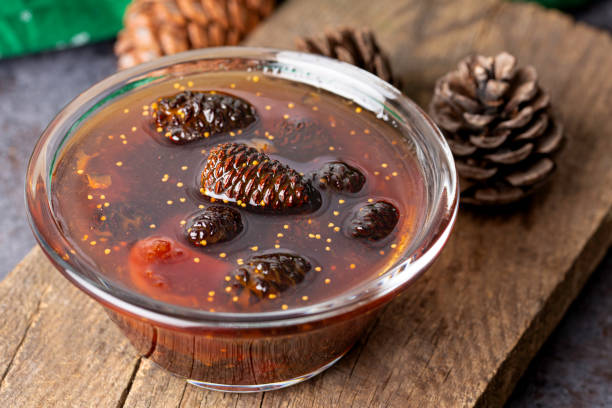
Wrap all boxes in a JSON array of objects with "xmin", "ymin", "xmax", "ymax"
[
  {"xmin": 429, "ymin": 52, "xmax": 564, "ymax": 205},
  {"xmin": 296, "ymin": 27, "xmax": 400, "ymax": 88},
  {"xmin": 115, "ymin": 0, "xmax": 275, "ymax": 69},
  {"xmin": 201, "ymin": 143, "xmax": 322, "ymax": 213}
]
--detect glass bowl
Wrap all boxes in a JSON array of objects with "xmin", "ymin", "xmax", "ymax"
[{"xmin": 25, "ymin": 47, "xmax": 458, "ymax": 392}]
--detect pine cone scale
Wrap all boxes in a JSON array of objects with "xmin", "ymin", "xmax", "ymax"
[
  {"xmin": 506, "ymin": 158, "xmax": 555, "ymax": 187},
  {"xmin": 484, "ymin": 80, "xmax": 509, "ymax": 101},
  {"xmin": 484, "ymin": 143, "xmax": 534, "ymax": 165},
  {"xmin": 498, "ymin": 106, "xmax": 534, "ymax": 129},
  {"xmin": 373, "ymin": 54, "xmax": 392, "ymax": 84},
  {"xmin": 177, "ymin": 0, "xmax": 208, "ymax": 24},
  {"xmin": 202, "ymin": 0, "xmax": 229, "ymax": 27},
  {"xmin": 469, "ymin": 132, "xmax": 508, "ymax": 149},
  {"xmin": 515, "ymin": 114, "xmax": 548, "ymax": 141},
  {"xmin": 208, "ymin": 23, "xmax": 226, "ymax": 46},
  {"xmin": 159, "ymin": 26, "xmax": 189, "ymax": 54},
  {"xmin": 536, "ymin": 122, "xmax": 564, "ymax": 154},
  {"xmin": 186, "ymin": 22, "xmax": 207, "ymax": 48},
  {"xmin": 464, "ymin": 112, "xmax": 495, "ymax": 128},
  {"xmin": 455, "ymin": 162, "xmax": 497, "ymax": 180},
  {"xmin": 228, "ymin": 0, "xmax": 248, "ymax": 32},
  {"xmin": 335, "ymin": 47, "xmax": 356, "ymax": 65},
  {"xmin": 505, "ymin": 67, "xmax": 538, "ymax": 112},
  {"xmin": 531, "ymin": 92, "xmax": 551, "ymax": 112},
  {"xmin": 306, "ymin": 37, "xmax": 331, "ymax": 57},
  {"xmin": 441, "ymin": 81, "xmax": 481, "ymax": 113},
  {"xmin": 354, "ymin": 30, "xmax": 375, "ymax": 67},
  {"xmin": 494, "ymin": 52, "xmax": 516, "ymax": 80},
  {"xmin": 447, "ymin": 138, "xmax": 478, "ymax": 156},
  {"xmin": 153, "ymin": 2, "xmax": 187, "ymax": 26}
]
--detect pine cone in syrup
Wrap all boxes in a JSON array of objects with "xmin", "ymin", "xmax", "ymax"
[
  {"xmin": 201, "ymin": 142, "xmax": 321, "ymax": 213},
  {"xmin": 152, "ymin": 91, "xmax": 256, "ymax": 144}
]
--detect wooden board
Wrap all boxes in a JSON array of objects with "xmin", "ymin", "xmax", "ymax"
[{"xmin": 2, "ymin": 0, "xmax": 612, "ymax": 406}]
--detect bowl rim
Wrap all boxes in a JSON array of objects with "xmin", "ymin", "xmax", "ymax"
[{"xmin": 25, "ymin": 46, "xmax": 458, "ymax": 329}]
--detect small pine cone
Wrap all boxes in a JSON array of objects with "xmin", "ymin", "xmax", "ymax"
[
  {"xmin": 429, "ymin": 52, "xmax": 564, "ymax": 206},
  {"xmin": 231, "ymin": 252, "xmax": 311, "ymax": 299},
  {"xmin": 185, "ymin": 206, "xmax": 243, "ymax": 246},
  {"xmin": 115, "ymin": 0, "xmax": 275, "ymax": 69},
  {"xmin": 296, "ymin": 27, "xmax": 401, "ymax": 88}
]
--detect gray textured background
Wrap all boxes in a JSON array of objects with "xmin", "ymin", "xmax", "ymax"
[
  {"xmin": 0, "ymin": 1, "xmax": 610, "ymax": 406},
  {"xmin": 505, "ymin": 1, "xmax": 612, "ymax": 406}
]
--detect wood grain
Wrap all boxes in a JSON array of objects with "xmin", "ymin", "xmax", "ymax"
[
  {"xmin": 1, "ymin": 0, "xmax": 611, "ymax": 407},
  {"xmin": 0, "ymin": 248, "xmax": 140, "ymax": 408}
]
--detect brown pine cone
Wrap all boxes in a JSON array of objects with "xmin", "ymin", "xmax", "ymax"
[
  {"xmin": 201, "ymin": 142, "xmax": 322, "ymax": 213},
  {"xmin": 115, "ymin": 0, "xmax": 275, "ymax": 69},
  {"xmin": 429, "ymin": 52, "xmax": 564, "ymax": 205},
  {"xmin": 152, "ymin": 90, "xmax": 256, "ymax": 144},
  {"xmin": 231, "ymin": 252, "xmax": 311, "ymax": 299},
  {"xmin": 296, "ymin": 27, "xmax": 401, "ymax": 88}
]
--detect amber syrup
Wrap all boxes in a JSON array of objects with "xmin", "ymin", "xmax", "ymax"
[{"xmin": 52, "ymin": 72, "xmax": 426, "ymax": 313}]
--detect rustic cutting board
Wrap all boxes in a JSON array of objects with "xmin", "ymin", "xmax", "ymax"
[{"xmin": 1, "ymin": 0, "xmax": 611, "ymax": 407}]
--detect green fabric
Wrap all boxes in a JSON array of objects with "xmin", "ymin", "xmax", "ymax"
[
  {"xmin": 517, "ymin": 0, "xmax": 593, "ymax": 9},
  {"xmin": 0, "ymin": 0, "xmax": 597, "ymax": 59},
  {"xmin": 0, "ymin": 0, "xmax": 130, "ymax": 58}
]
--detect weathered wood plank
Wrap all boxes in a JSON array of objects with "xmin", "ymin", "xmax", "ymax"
[
  {"xmin": 0, "ymin": 248, "xmax": 140, "ymax": 408},
  {"xmin": 1, "ymin": 0, "xmax": 611, "ymax": 407},
  {"xmin": 0, "ymin": 249, "xmax": 51, "ymax": 386},
  {"xmin": 247, "ymin": 2, "xmax": 612, "ymax": 406}
]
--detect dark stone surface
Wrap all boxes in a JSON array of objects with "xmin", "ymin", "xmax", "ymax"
[
  {"xmin": 0, "ymin": 3, "xmax": 610, "ymax": 405},
  {"xmin": 573, "ymin": 0, "xmax": 612, "ymax": 31},
  {"xmin": 504, "ymin": 2, "xmax": 612, "ymax": 406},
  {"xmin": 0, "ymin": 41, "xmax": 116, "ymax": 276},
  {"xmin": 506, "ymin": 254, "xmax": 612, "ymax": 407}
]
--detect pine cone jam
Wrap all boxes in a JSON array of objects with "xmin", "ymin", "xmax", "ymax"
[{"xmin": 47, "ymin": 69, "xmax": 431, "ymax": 390}]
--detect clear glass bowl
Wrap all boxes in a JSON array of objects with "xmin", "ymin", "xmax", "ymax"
[{"xmin": 25, "ymin": 47, "xmax": 458, "ymax": 392}]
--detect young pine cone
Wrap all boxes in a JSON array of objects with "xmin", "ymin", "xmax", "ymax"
[
  {"xmin": 296, "ymin": 27, "xmax": 401, "ymax": 88},
  {"xmin": 429, "ymin": 52, "xmax": 564, "ymax": 205},
  {"xmin": 201, "ymin": 143, "xmax": 322, "ymax": 213},
  {"xmin": 115, "ymin": 0, "xmax": 275, "ymax": 69}
]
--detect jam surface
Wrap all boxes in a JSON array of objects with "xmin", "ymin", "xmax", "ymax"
[{"xmin": 52, "ymin": 72, "xmax": 426, "ymax": 313}]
